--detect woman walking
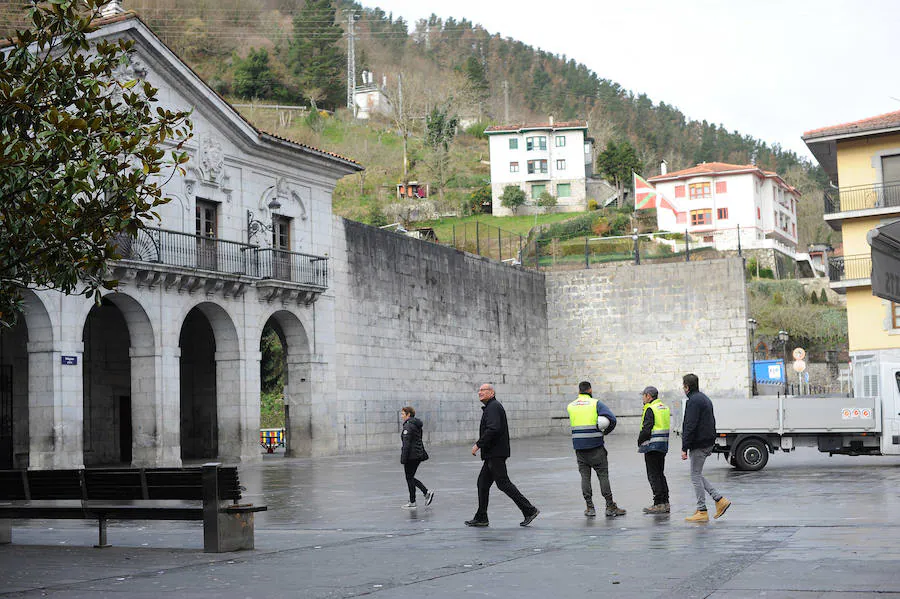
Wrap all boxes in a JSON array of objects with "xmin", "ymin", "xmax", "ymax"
[{"xmin": 400, "ymin": 407, "xmax": 434, "ymax": 508}]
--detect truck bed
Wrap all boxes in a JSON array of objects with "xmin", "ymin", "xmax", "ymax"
[{"xmin": 712, "ymin": 396, "xmax": 879, "ymax": 435}]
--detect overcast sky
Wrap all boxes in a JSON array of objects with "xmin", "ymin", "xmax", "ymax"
[{"xmin": 368, "ymin": 0, "xmax": 900, "ymax": 161}]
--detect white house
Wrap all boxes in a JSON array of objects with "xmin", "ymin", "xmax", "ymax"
[
  {"xmin": 353, "ymin": 71, "xmax": 391, "ymax": 120},
  {"xmin": 0, "ymin": 10, "xmax": 361, "ymax": 470},
  {"xmin": 486, "ymin": 120, "xmax": 593, "ymax": 215},
  {"xmin": 647, "ymin": 162, "xmax": 801, "ymax": 263}
]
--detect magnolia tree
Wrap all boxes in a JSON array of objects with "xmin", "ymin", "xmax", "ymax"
[{"xmin": 0, "ymin": 1, "xmax": 193, "ymax": 326}]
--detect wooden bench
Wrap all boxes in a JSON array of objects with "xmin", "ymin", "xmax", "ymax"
[{"xmin": 0, "ymin": 463, "xmax": 267, "ymax": 552}]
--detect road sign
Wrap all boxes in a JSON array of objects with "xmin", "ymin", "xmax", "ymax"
[
  {"xmin": 792, "ymin": 359, "xmax": 806, "ymax": 373},
  {"xmin": 792, "ymin": 347, "xmax": 806, "ymax": 361}
]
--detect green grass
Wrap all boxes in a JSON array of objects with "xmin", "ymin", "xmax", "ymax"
[{"xmin": 419, "ymin": 212, "xmax": 587, "ymax": 242}]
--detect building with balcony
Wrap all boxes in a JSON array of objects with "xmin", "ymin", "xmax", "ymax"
[
  {"xmin": 486, "ymin": 120, "xmax": 594, "ymax": 215},
  {"xmin": 803, "ymin": 110, "xmax": 900, "ymax": 388},
  {"xmin": 647, "ymin": 162, "xmax": 802, "ymax": 278},
  {"xmin": 0, "ymin": 12, "xmax": 361, "ymax": 470}
]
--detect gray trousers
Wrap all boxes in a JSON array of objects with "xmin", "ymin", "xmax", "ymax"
[
  {"xmin": 689, "ymin": 445, "xmax": 721, "ymax": 511},
  {"xmin": 575, "ymin": 446, "xmax": 613, "ymax": 506}
]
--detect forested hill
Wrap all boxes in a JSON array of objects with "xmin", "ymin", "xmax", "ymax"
[{"xmin": 0, "ymin": 0, "xmax": 834, "ymax": 246}]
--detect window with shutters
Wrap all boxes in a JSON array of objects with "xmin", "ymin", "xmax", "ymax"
[{"xmin": 715, "ymin": 181, "xmax": 727, "ymax": 194}]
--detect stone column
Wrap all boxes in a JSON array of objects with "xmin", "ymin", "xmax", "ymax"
[
  {"xmin": 215, "ymin": 350, "xmax": 257, "ymax": 463},
  {"xmin": 284, "ymin": 355, "xmax": 312, "ymax": 457},
  {"xmin": 130, "ymin": 345, "xmax": 182, "ymax": 467},
  {"xmin": 28, "ymin": 340, "xmax": 84, "ymax": 469}
]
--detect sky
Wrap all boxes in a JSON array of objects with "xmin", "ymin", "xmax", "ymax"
[{"xmin": 367, "ymin": 0, "xmax": 900, "ymax": 161}]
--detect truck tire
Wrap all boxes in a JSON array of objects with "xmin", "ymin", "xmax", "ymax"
[{"xmin": 734, "ymin": 438, "xmax": 768, "ymax": 471}]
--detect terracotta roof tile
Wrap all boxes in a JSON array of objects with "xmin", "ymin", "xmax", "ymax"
[
  {"xmin": 485, "ymin": 121, "xmax": 587, "ymax": 133},
  {"xmin": 803, "ymin": 110, "xmax": 900, "ymax": 139},
  {"xmin": 648, "ymin": 162, "xmax": 799, "ymax": 196}
]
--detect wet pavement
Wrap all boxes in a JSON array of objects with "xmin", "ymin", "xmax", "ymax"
[{"xmin": 3, "ymin": 433, "xmax": 900, "ymax": 598}]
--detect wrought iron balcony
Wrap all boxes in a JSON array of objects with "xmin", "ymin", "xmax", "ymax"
[
  {"xmin": 824, "ymin": 182, "xmax": 900, "ymax": 214},
  {"xmin": 828, "ymin": 254, "xmax": 872, "ymax": 288},
  {"xmin": 111, "ymin": 228, "xmax": 329, "ymax": 299}
]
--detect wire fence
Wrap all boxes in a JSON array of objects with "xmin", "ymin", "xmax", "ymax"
[{"xmin": 446, "ymin": 221, "xmax": 526, "ymax": 265}]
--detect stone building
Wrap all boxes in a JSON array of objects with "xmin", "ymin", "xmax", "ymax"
[{"xmin": 0, "ymin": 12, "xmax": 360, "ymax": 469}]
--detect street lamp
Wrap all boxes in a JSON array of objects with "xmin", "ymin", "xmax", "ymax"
[
  {"xmin": 632, "ymin": 228, "xmax": 640, "ymax": 265},
  {"xmin": 748, "ymin": 318, "xmax": 758, "ymax": 396},
  {"xmin": 778, "ymin": 330, "xmax": 790, "ymax": 395},
  {"xmin": 247, "ymin": 198, "xmax": 282, "ymax": 244}
]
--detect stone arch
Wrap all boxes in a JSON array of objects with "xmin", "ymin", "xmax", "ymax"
[
  {"xmin": 261, "ymin": 309, "xmax": 312, "ymax": 457},
  {"xmin": 179, "ymin": 301, "xmax": 241, "ymax": 461},
  {"xmin": 0, "ymin": 290, "xmax": 53, "ymax": 469}
]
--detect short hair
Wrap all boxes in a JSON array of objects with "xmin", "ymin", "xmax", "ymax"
[
  {"xmin": 401, "ymin": 406, "xmax": 415, "ymax": 417},
  {"xmin": 578, "ymin": 381, "xmax": 592, "ymax": 394},
  {"xmin": 682, "ymin": 373, "xmax": 699, "ymax": 393}
]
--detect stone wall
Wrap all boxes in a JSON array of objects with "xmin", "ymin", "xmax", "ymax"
[
  {"xmin": 545, "ymin": 258, "xmax": 751, "ymax": 429},
  {"xmin": 330, "ymin": 219, "xmax": 551, "ymax": 453}
]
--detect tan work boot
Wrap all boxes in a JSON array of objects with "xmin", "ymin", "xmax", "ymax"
[
  {"xmin": 714, "ymin": 497, "xmax": 731, "ymax": 519},
  {"xmin": 605, "ymin": 502, "xmax": 626, "ymax": 517},
  {"xmin": 643, "ymin": 503, "xmax": 670, "ymax": 514},
  {"xmin": 685, "ymin": 509, "xmax": 709, "ymax": 523}
]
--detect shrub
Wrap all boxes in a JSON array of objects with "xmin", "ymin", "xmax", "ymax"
[
  {"xmin": 537, "ymin": 191, "xmax": 558, "ymax": 212},
  {"xmin": 469, "ymin": 185, "xmax": 492, "ymax": 215},
  {"xmin": 587, "ymin": 199, "xmax": 599, "ymax": 211},
  {"xmin": 464, "ymin": 120, "xmax": 493, "ymax": 139},
  {"xmin": 500, "ymin": 185, "xmax": 526, "ymax": 214}
]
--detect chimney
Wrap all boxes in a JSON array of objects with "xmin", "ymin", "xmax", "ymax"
[
  {"xmin": 100, "ymin": 0, "xmax": 124, "ymax": 17},
  {"xmin": 660, "ymin": 159, "xmax": 668, "ymax": 175},
  {"xmin": 549, "ymin": 115, "xmax": 554, "ymax": 126}
]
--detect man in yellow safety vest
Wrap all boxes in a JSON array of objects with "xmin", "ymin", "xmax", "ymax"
[
  {"xmin": 637, "ymin": 386, "xmax": 671, "ymax": 514},
  {"xmin": 567, "ymin": 381, "xmax": 626, "ymax": 518}
]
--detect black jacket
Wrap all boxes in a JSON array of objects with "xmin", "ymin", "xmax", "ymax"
[
  {"xmin": 476, "ymin": 397, "xmax": 511, "ymax": 459},
  {"xmin": 681, "ymin": 390, "xmax": 717, "ymax": 451},
  {"xmin": 637, "ymin": 406, "xmax": 654, "ymax": 447},
  {"xmin": 401, "ymin": 417, "xmax": 428, "ymax": 464}
]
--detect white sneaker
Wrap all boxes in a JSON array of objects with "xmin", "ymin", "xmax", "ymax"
[
  {"xmin": 402, "ymin": 502, "xmax": 417, "ymax": 509},
  {"xmin": 425, "ymin": 490, "xmax": 435, "ymax": 506}
]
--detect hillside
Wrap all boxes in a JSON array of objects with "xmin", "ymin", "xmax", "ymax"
[{"xmin": 0, "ymin": 0, "xmax": 837, "ymax": 247}]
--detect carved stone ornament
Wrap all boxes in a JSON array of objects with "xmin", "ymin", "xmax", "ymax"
[
  {"xmin": 112, "ymin": 52, "xmax": 148, "ymax": 82},
  {"xmin": 261, "ymin": 177, "xmax": 308, "ymax": 220},
  {"xmin": 199, "ymin": 135, "xmax": 226, "ymax": 184}
]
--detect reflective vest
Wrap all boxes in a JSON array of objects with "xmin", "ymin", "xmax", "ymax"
[
  {"xmin": 567, "ymin": 394, "xmax": 603, "ymax": 448},
  {"xmin": 639, "ymin": 399, "xmax": 670, "ymax": 454}
]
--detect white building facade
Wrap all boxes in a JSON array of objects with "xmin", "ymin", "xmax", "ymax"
[
  {"xmin": 486, "ymin": 121, "xmax": 593, "ymax": 215},
  {"xmin": 0, "ymin": 14, "xmax": 360, "ymax": 470},
  {"xmin": 647, "ymin": 162, "xmax": 801, "ymax": 257}
]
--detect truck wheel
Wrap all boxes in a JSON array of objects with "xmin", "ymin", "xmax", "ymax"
[{"xmin": 734, "ymin": 439, "xmax": 768, "ymax": 471}]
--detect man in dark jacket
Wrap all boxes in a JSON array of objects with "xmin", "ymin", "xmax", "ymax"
[
  {"xmin": 466, "ymin": 383, "xmax": 540, "ymax": 527},
  {"xmin": 680, "ymin": 373, "xmax": 731, "ymax": 522}
]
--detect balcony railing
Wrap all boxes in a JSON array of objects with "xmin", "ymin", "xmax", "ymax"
[
  {"xmin": 828, "ymin": 254, "xmax": 872, "ymax": 283},
  {"xmin": 113, "ymin": 228, "xmax": 329, "ymax": 288},
  {"xmin": 824, "ymin": 181, "xmax": 900, "ymax": 214},
  {"xmin": 256, "ymin": 248, "xmax": 328, "ymax": 287}
]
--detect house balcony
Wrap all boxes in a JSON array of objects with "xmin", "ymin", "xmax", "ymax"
[
  {"xmin": 110, "ymin": 227, "xmax": 328, "ymax": 304},
  {"xmin": 827, "ymin": 254, "xmax": 872, "ymax": 293},
  {"xmin": 824, "ymin": 182, "xmax": 900, "ymax": 230}
]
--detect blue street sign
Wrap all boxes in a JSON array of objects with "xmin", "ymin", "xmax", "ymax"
[{"xmin": 61, "ymin": 356, "xmax": 77, "ymax": 366}]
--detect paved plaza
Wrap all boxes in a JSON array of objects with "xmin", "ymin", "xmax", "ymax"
[{"xmin": 3, "ymin": 432, "xmax": 900, "ymax": 598}]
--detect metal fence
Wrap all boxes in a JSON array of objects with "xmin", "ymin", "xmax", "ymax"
[
  {"xmin": 828, "ymin": 254, "xmax": 872, "ymax": 282},
  {"xmin": 448, "ymin": 221, "xmax": 526, "ymax": 264},
  {"xmin": 824, "ymin": 181, "xmax": 900, "ymax": 214}
]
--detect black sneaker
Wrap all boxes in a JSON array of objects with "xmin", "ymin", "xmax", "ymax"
[
  {"xmin": 425, "ymin": 490, "xmax": 435, "ymax": 506},
  {"xmin": 465, "ymin": 519, "xmax": 489, "ymax": 527},
  {"xmin": 520, "ymin": 508, "xmax": 540, "ymax": 527}
]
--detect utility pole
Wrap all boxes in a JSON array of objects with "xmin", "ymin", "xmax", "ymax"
[
  {"xmin": 399, "ymin": 72, "xmax": 407, "ymax": 180},
  {"xmin": 346, "ymin": 12, "xmax": 357, "ymax": 115},
  {"xmin": 502, "ymin": 80, "xmax": 509, "ymax": 123}
]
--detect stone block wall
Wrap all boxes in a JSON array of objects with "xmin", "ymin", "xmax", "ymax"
[
  {"xmin": 545, "ymin": 258, "xmax": 751, "ymax": 424},
  {"xmin": 330, "ymin": 219, "xmax": 551, "ymax": 453}
]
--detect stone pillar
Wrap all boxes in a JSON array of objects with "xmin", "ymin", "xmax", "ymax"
[
  {"xmin": 284, "ymin": 355, "xmax": 312, "ymax": 457},
  {"xmin": 130, "ymin": 345, "xmax": 182, "ymax": 467},
  {"xmin": 215, "ymin": 351, "xmax": 257, "ymax": 463},
  {"xmin": 28, "ymin": 340, "xmax": 84, "ymax": 469}
]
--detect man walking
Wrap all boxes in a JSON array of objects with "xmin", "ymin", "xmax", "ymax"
[
  {"xmin": 681, "ymin": 373, "xmax": 731, "ymax": 522},
  {"xmin": 637, "ymin": 386, "xmax": 670, "ymax": 514},
  {"xmin": 567, "ymin": 381, "xmax": 626, "ymax": 518},
  {"xmin": 466, "ymin": 383, "xmax": 540, "ymax": 528}
]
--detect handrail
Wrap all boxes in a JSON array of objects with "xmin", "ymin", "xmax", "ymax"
[
  {"xmin": 828, "ymin": 254, "xmax": 872, "ymax": 282},
  {"xmin": 824, "ymin": 181, "xmax": 900, "ymax": 214},
  {"xmin": 255, "ymin": 248, "xmax": 329, "ymax": 287}
]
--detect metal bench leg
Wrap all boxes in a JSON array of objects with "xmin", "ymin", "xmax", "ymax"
[
  {"xmin": 94, "ymin": 517, "xmax": 110, "ymax": 548},
  {"xmin": 0, "ymin": 519, "xmax": 10, "ymax": 544}
]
